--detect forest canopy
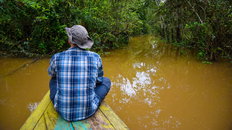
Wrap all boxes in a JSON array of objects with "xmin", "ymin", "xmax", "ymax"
[{"xmin": 0, "ymin": 0, "xmax": 231, "ymax": 61}]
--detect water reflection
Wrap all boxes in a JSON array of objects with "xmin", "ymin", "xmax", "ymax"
[
  {"xmin": 108, "ymin": 53, "xmax": 181, "ymax": 129},
  {"xmin": 104, "ymin": 35, "xmax": 232, "ymax": 130},
  {"xmin": 133, "ymin": 71, "xmax": 151, "ymax": 88},
  {"xmin": 112, "ymin": 75, "xmax": 136, "ymax": 97},
  {"xmin": 28, "ymin": 102, "xmax": 39, "ymax": 112}
]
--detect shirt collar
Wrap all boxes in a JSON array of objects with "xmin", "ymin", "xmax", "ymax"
[{"xmin": 68, "ymin": 46, "xmax": 86, "ymax": 51}]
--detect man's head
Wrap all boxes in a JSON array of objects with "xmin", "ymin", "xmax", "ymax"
[{"xmin": 65, "ymin": 25, "xmax": 94, "ymax": 49}]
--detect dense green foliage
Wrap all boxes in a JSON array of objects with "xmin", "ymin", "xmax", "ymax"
[
  {"xmin": 1, "ymin": 0, "xmax": 231, "ymax": 61},
  {"xmin": 149, "ymin": 0, "xmax": 232, "ymax": 61},
  {"xmin": 0, "ymin": 0, "xmax": 146, "ymax": 56}
]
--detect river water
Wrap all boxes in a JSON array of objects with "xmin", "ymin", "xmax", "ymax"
[{"xmin": 0, "ymin": 36, "xmax": 232, "ymax": 130}]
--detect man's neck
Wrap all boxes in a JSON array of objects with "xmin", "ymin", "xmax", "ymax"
[{"xmin": 70, "ymin": 44, "xmax": 77, "ymax": 48}]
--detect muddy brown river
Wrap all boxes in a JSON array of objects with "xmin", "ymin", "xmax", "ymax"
[{"xmin": 0, "ymin": 36, "xmax": 232, "ymax": 130}]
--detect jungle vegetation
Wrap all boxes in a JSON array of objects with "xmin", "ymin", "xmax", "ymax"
[
  {"xmin": 153, "ymin": 0, "xmax": 232, "ymax": 61},
  {"xmin": 0, "ymin": 0, "xmax": 231, "ymax": 61}
]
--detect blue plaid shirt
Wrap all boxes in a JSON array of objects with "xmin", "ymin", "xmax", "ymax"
[{"xmin": 48, "ymin": 46, "xmax": 103, "ymax": 121}]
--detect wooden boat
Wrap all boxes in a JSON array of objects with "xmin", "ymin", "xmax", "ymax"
[{"xmin": 20, "ymin": 91, "xmax": 128, "ymax": 130}]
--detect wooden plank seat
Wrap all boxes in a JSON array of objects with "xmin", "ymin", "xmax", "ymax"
[{"xmin": 20, "ymin": 91, "xmax": 128, "ymax": 130}]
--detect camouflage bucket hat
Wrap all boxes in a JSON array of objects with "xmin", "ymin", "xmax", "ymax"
[{"xmin": 65, "ymin": 25, "xmax": 94, "ymax": 49}]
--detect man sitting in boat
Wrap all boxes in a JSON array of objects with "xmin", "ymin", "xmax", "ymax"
[{"xmin": 48, "ymin": 25, "xmax": 111, "ymax": 121}]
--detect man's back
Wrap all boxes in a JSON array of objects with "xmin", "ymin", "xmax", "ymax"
[{"xmin": 48, "ymin": 46, "xmax": 103, "ymax": 121}]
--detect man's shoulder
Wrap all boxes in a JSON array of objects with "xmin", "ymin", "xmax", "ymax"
[
  {"xmin": 50, "ymin": 51, "xmax": 66, "ymax": 61},
  {"xmin": 86, "ymin": 51, "xmax": 101, "ymax": 58},
  {"xmin": 52, "ymin": 52, "xmax": 62, "ymax": 58},
  {"xmin": 51, "ymin": 49, "xmax": 101, "ymax": 59}
]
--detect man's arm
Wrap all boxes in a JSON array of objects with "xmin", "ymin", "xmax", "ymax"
[
  {"xmin": 48, "ymin": 55, "xmax": 57, "ymax": 77},
  {"xmin": 96, "ymin": 56, "xmax": 104, "ymax": 84}
]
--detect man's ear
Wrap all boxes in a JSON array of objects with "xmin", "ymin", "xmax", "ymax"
[{"xmin": 68, "ymin": 40, "xmax": 71, "ymax": 45}]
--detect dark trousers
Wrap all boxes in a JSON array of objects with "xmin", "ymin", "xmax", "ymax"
[{"xmin": 49, "ymin": 77, "xmax": 111, "ymax": 104}]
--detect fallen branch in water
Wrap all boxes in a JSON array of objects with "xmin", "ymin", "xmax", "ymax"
[
  {"xmin": 0, "ymin": 57, "xmax": 40, "ymax": 78},
  {"xmin": 0, "ymin": 50, "xmax": 56, "ymax": 78}
]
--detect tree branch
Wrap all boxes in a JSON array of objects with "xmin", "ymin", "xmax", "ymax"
[{"xmin": 185, "ymin": 0, "xmax": 204, "ymax": 24}]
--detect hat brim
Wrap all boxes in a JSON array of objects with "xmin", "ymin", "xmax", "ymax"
[
  {"xmin": 76, "ymin": 38, "xmax": 94, "ymax": 49},
  {"xmin": 65, "ymin": 27, "xmax": 72, "ymax": 42}
]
